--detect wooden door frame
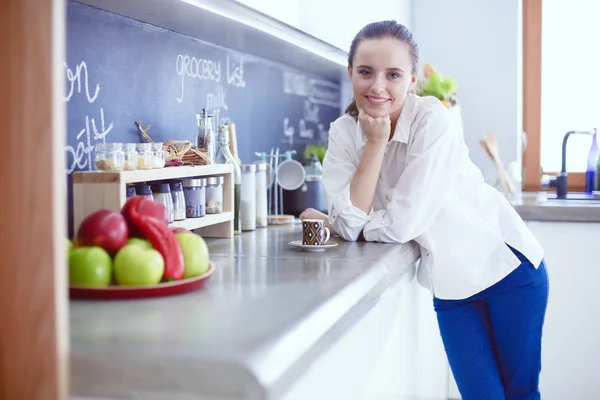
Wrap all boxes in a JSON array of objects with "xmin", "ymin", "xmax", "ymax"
[
  {"xmin": 522, "ymin": 0, "xmax": 585, "ymax": 191},
  {"xmin": 0, "ymin": 0, "xmax": 69, "ymax": 399}
]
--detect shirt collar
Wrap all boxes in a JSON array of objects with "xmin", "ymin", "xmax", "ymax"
[{"xmin": 355, "ymin": 93, "xmax": 416, "ymax": 150}]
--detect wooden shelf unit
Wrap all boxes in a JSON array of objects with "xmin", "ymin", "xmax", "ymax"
[{"xmin": 72, "ymin": 164, "xmax": 234, "ymax": 238}]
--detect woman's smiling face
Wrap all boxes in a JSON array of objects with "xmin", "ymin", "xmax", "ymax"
[{"xmin": 348, "ymin": 37, "xmax": 416, "ymax": 121}]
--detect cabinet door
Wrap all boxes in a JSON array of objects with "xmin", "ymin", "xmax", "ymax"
[
  {"xmin": 279, "ymin": 267, "xmax": 414, "ymax": 400},
  {"xmin": 279, "ymin": 264, "xmax": 450, "ymax": 400},
  {"xmin": 528, "ymin": 221, "xmax": 600, "ymax": 400},
  {"xmin": 278, "ymin": 295, "xmax": 382, "ymax": 400},
  {"xmin": 364, "ymin": 264, "xmax": 450, "ymax": 400}
]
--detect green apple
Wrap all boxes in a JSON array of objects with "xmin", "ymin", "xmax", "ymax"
[
  {"xmin": 69, "ymin": 246, "xmax": 112, "ymax": 287},
  {"xmin": 113, "ymin": 244, "xmax": 164, "ymax": 286},
  {"xmin": 176, "ymin": 232, "xmax": 210, "ymax": 278},
  {"xmin": 66, "ymin": 238, "xmax": 73, "ymax": 255},
  {"xmin": 127, "ymin": 237, "xmax": 153, "ymax": 249}
]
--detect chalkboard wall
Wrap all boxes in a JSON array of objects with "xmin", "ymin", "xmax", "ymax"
[{"xmin": 65, "ymin": 1, "xmax": 342, "ymax": 235}]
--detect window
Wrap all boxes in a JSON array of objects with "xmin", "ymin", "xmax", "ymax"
[{"xmin": 523, "ymin": 0, "xmax": 599, "ymax": 191}]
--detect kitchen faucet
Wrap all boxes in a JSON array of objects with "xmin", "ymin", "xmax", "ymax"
[{"xmin": 548, "ymin": 130, "xmax": 593, "ymax": 198}]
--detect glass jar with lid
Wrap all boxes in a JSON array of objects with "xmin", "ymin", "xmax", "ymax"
[
  {"xmin": 152, "ymin": 142, "xmax": 166, "ymax": 169},
  {"xmin": 126, "ymin": 185, "xmax": 137, "ymax": 198},
  {"xmin": 240, "ymin": 165, "xmax": 256, "ymax": 231},
  {"xmin": 95, "ymin": 142, "xmax": 125, "ymax": 171},
  {"xmin": 152, "ymin": 183, "xmax": 174, "ymax": 223},
  {"xmin": 183, "ymin": 178, "xmax": 207, "ymax": 218},
  {"xmin": 205, "ymin": 176, "xmax": 224, "ymax": 214},
  {"xmin": 169, "ymin": 181, "xmax": 187, "ymax": 221},
  {"xmin": 136, "ymin": 143, "xmax": 154, "ymax": 170},
  {"xmin": 254, "ymin": 162, "xmax": 268, "ymax": 228},
  {"xmin": 124, "ymin": 143, "xmax": 138, "ymax": 170},
  {"xmin": 136, "ymin": 184, "xmax": 153, "ymax": 200}
]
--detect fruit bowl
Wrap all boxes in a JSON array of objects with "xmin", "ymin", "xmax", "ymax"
[{"xmin": 69, "ymin": 261, "xmax": 215, "ymax": 300}]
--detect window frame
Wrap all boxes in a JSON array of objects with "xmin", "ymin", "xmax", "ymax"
[{"xmin": 522, "ymin": 0, "xmax": 586, "ymax": 192}]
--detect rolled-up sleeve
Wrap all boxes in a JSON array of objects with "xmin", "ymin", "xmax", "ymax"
[
  {"xmin": 362, "ymin": 104, "xmax": 461, "ymax": 244},
  {"xmin": 322, "ymin": 120, "xmax": 372, "ymax": 241}
]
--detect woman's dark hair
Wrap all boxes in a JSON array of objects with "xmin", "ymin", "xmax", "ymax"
[{"xmin": 344, "ymin": 20, "xmax": 419, "ymax": 117}]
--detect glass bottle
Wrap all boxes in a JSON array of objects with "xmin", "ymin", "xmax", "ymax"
[
  {"xmin": 586, "ymin": 128, "xmax": 599, "ymax": 193},
  {"xmin": 196, "ymin": 109, "xmax": 215, "ymax": 164},
  {"xmin": 215, "ymin": 124, "xmax": 242, "ymax": 234}
]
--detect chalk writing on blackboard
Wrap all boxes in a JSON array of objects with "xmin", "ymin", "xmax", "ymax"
[
  {"xmin": 176, "ymin": 53, "xmax": 246, "ymax": 103},
  {"xmin": 282, "ymin": 99, "xmax": 329, "ymax": 146},
  {"xmin": 206, "ymin": 84, "xmax": 228, "ymax": 111},
  {"xmin": 308, "ymin": 80, "xmax": 340, "ymax": 108},
  {"xmin": 64, "ymin": 60, "xmax": 100, "ymax": 103},
  {"xmin": 283, "ymin": 71, "xmax": 340, "ymax": 109},
  {"xmin": 226, "ymin": 55, "xmax": 246, "ymax": 88},
  {"xmin": 63, "ymin": 60, "xmax": 114, "ymax": 174},
  {"xmin": 176, "ymin": 54, "xmax": 222, "ymax": 103},
  {"xmin": 303, "ymin": 100, "xmax": 320, "ymax": 124}
]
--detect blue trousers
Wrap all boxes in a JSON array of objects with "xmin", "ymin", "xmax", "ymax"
[{"xmin": 433, "ymin": 246, "xmax": 549, "ymax": 400}]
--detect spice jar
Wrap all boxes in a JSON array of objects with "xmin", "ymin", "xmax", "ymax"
[
  {"xmin": 152, "ymin": 183, "xmax": 174, "ymax": 223},
  {"xmin": 241, "ymin": 164, "xmax": 257, "ymax": 231},
  {"xmin": 182, "ymin": 178, "xmax": 206, "ymax": 218},
  {"xmin": 152, "ymin": 142, "xmax": 166, "ymax": 169},
  {"xmin": 255, "ymin": 162, "xmax": 268, "ymax": 228},
  {"xmin": 169, "ymin": 181, "xmax": 187, "ymax": 221},
  {"xmin": 206, "ymin": 176, "xmax": 224, "ymax": 214},
  {"xmin": 126, "ymin": 185, "xmax": 137, "ymax": 198},
  {"xmin": 136, "ymin": 184, "xmax": 154, "ymax": 200},
  {"xmin": 124, "ymin": 143, "xmax": 138, "ymax": 170},
  {"xmin": 95, "ymin": 142, "xmax": 125, "ymax": 171},
  {"xmin": 136, "ymin": 143, "xmax": 154, "ymax": 170}
]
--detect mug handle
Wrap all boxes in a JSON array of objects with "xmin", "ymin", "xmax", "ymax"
[{"xmin": 321, "ymin": 227, "xmax": 330, "ymax": 244}]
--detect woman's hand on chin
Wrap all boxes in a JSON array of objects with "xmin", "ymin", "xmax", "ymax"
[{"xmin": 358, "ymin": 107, "xmax": 390, "ymax": 145}]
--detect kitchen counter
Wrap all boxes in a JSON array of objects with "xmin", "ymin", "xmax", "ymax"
[
  {"xmin": 511, "ymin": 192, "xmax": 600, "ymax": 222},
  {"xmin": 69, "ymin": 224, "xmax": 420, "ymax": 400}
]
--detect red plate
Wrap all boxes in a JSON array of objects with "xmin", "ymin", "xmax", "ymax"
[{"xmin": 69, "ymin": 262, "xmax": 215, "ymax": 300}]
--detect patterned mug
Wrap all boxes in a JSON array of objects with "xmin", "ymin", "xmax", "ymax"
[{"xmin": 302, "ymin": 219, "xmax": 331, "ymax": 246}]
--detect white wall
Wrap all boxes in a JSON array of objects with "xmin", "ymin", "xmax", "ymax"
[
  {"xmin": 299, "ymin": 0, "xmax": 412, "ymax": 52},
  {"xmin": 235, "ymin": 0, "xmax": 412, "ymax": 53},
  {"xmin": 411, "ymin": 0, "xmax": 523, "ymax": 185}
]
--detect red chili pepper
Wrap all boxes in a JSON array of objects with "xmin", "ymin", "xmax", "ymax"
[
  {"xmin": 126, "ymin": 198, "xmax": 185, "ymax": 281},
  {"xmin": 122, "ymin": 196, "xmax": 169, "ymax": 239}
]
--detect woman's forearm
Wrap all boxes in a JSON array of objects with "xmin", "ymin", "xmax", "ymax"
[{"xmin": 349, "ymin": 141, "xmax": 387, "ymax": 214}]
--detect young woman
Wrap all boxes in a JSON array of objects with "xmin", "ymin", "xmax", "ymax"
[{"xmin": 312, "ymin": 20, "xmax": 549, "ymax": 400}]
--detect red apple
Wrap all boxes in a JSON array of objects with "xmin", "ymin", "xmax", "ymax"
[
  {"xmin": 76, "ymin": 209, "xmax": 129, "ymax": 256},
  {"xmin": 122, "ymin": 196, "xmax": 169, "ymax": 238}
]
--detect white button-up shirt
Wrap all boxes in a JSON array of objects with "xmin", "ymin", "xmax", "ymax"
[{"xmin": 322, "ymin": 94, "xmax": 544, "ymax": 300}]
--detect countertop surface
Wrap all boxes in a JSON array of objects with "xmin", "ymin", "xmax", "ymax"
[
  {"xmin": 511, "ymin": 192, "xmax": 600, "ymax": 222},
  {"xmin": 69, "ymin": 223, "xmax": 420, "ymax": 400}
]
